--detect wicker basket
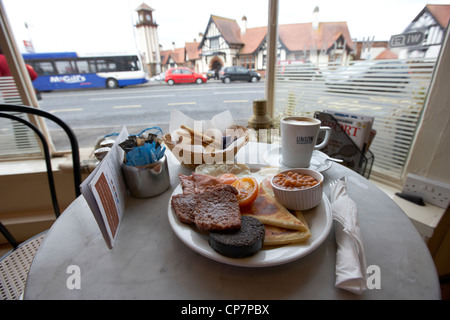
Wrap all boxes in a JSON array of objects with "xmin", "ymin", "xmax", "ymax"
[{"xmin": 162, "ymin": 125, "xmax": 250, "ymax": 170}]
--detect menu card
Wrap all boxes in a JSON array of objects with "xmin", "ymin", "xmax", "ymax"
[{"xmin": 80, "ymin": 126, "xmax": 129, "ymax": 249}]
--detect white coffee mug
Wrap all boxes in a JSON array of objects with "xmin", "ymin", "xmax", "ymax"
[{"xmin": 281, "ymin": 116, "xmax": 331, "ymax": 168}]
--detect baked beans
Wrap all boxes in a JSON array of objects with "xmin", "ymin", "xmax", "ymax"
[{"xmin": 272, "ymin": 171, "xmax": 319, "ymax": 190}]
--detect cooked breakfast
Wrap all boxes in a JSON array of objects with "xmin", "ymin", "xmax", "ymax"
[
  {"xmin": 194, "ymin": 184, "xmax": 241, "ymax": 231},
  {"xmin": 231, "ymin": 176, "xmax": 259, "ymax": 207},
  {"xmin": 171, "ymin": 173, "xmax": 241, "ymax": 231},
  {"xmin": 272, "ymin": 171, "xmax": 319, "ymax": 190},
  {"xmin": 264, "ymin": 212, "xmax": 311, "ymax": 246},
  {"xmin": 209, "ymin": 216, "xmax": 265, "ymax": 258},
  {"xmin": 171, "ymin": 169, "xmax": 312, "ymax": 257},
  {"xmin": 240, "ymin": 181, "xmax": 308, "ymax": 231}
]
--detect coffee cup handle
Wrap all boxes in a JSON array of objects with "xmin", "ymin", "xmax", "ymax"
[{"xmin": 315, "ymin": 126, "xmax": 331, "ymax": 150}]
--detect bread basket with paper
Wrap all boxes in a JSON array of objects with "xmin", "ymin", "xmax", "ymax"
[{"xmin": 162, "ymin": 110, "xmax": 250, "ymax": 170}]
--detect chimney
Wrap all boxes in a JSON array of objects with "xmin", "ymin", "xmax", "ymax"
[
  {"xmin": 313, "ymin": 6, "xmax": 319, "ymax": 30},
  {"xmin": 241, "ymin": 15, "xmax": 247, "ymax": 34},
  {"xmin": 172, "ymin": 42, "xmax": 175, "ymax": 51}
]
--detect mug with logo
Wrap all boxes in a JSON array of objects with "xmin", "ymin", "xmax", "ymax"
[{"xmin": 281, "ymin": 116, "xmax": 331, "ymax": 168}]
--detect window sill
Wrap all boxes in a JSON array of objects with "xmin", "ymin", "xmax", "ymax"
[
  {"xmin": 0, "ymin": 147, "xmax": 95, "ymax": 176},
  {"xmin": 371, "ymin": 178, "xmax": 446, "ymax": 240}
]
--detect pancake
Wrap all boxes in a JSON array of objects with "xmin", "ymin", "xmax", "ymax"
[
  {"xmin": 240, "ymin": 181, "xmax": 307, "ymax": 231},
  {"xmin": 263, "ymin": 212, "xmax": 311, "ymax": 246},
  {"xmin": 257, "ymin": 176, "xmax": 311, "ymax": 245}
]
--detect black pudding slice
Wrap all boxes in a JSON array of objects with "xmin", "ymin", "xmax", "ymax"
[{"xmin": 209, "ymin": 216, "xmax": 265, "ymax": 258}]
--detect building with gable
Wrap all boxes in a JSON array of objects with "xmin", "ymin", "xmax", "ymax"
[
  {"xmin": 160, "ymin": 40, "xmax": 202, "ymax": 72},
  {"xmin": 400, "ymin": 4, "xmax": 450, "ymax": 58},
  {"xmin": 198, "ymin": 7, "xmax": 354, "ymax": 76}
]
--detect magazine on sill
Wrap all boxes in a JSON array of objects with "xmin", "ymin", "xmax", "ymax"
[
  {"xmin": 80, "ymin": 126, "xmax": 129, "ymax": 249},
  {"xmin": 322, "ymin": 109, "xmax": 375, "ymax": 154}
]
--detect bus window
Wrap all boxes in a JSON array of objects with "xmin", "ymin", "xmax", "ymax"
[
  {"xmin": 34, "ymin": 61, "xmax": 55, "ymax": 75},
  {"xmin": 76, "ymin": 60, "xmax": 91, "ymax": 73},
  {"xmin": 96, "ymin": 59, "xmax": 117, "ymax": 72},
  {"xmin": 120, "ymin": 56, "xmax": 140, "ymax": 71},
  {"xmin": 55, "ymin": 60, "xmax": 76, "ymax": 74}
]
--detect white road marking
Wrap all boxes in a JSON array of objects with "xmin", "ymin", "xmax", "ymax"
[
  {"xmin": 113, "ymin": 105, "xmax": 142, "ymax": 109},
  {"xmin": 90, "ymin": 94, "xmax": 173, "ymax": 101},
  {"xmin": 167, "ymin": 102, "xmax": 197, "ymax": 106},
  {"xmin": 49, "ymin": 108, "xmax": 84, "ymax": 113}
]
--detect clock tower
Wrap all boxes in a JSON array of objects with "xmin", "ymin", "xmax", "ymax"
[{"xmin": 135, "ymin": 3, "xmax": 161, "ymax": 75}]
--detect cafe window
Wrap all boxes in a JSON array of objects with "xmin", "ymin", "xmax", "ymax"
[
  {"xmin": 273, "ymin": 2, "xmax": 443, "ymax": 181},
  {"xmin": 0, "ymin": 0, "xmax": 448, "ymax": 185}
]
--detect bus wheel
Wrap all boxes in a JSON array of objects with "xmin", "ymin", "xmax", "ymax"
[{"xmin": 106, "ymin": 78, "xmax": 118, "ymax": 89}]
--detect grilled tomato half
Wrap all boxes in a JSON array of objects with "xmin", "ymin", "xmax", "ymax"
[{"xmin": 232, "ymin": 176, "xmax": 259, "ymax": 207}]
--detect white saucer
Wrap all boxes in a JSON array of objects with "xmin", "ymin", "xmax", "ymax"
[{"xmin": 263, "ymin": 146, "xmax": 333, "ymax": 172}]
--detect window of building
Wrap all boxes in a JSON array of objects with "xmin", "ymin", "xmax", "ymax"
[
  {"xmin": 240, "ymin": 56, "xmax": 255, "ymax": 69},
  {"xmin": 210, "ymin": 37, "xmax": 219, "ymax": 50}
]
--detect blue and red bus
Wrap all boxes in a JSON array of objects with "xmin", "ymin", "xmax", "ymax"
[{"xmin": 22, "ymin": 52, "xmax": 149, "ymax": 91}]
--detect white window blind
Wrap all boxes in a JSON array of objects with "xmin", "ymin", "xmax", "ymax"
[
  {"xmin": 0, "ymin": 77, "xmax": 41, "ymax": 158},
  {"xmin": 273, "ymin": 58, "xmax": 435, "ymax": 180}
]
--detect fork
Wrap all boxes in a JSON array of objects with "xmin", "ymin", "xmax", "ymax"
[{"xmin": 329, "ymin": 176, "xmax": 347, "ymax": 190}]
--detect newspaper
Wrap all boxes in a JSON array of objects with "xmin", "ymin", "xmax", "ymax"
[
  {"xmin": 80, "ymin": 126, "xmax": 129, "ymax": 249},
  {"xmin": 322, "ymin": 109, "xmax": 375, "ymax": 154}
]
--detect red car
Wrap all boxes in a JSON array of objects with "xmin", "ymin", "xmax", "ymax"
[{"xmin": 165, "ymin": 67, "xmax": 207, "ymax": 85}]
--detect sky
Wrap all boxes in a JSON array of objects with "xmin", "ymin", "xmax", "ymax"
[{"xmin": 2, "ymin": 0, "xmax": 449, "ymax": 54}]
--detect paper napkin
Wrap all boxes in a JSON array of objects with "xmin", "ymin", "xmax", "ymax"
[{"xmin": 330, "ymin": 177, "xmax": 368, "ymax": 295}]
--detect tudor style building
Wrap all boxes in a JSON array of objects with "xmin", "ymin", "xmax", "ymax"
[
  {"xmin": 158, "ymin": 7, "xmax": 355, "ymax": 75},
  {"xmin": 197, "ymin": 8, "xmax": 354, "ymax": 76},
  {"xmin": 400, "ymin": 4, "xmax": 450, "ymax": 58}
]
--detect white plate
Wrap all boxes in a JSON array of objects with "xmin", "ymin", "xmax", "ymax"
[
  {"xmin": 263, "ymin": 146, "xmax": 333, "ymax": 172},
  {"xmin": 167, "ymin": 182, "xmax": 333, "ymax": 268}
]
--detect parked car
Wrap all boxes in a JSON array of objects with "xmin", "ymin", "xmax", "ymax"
[
  {"xmin": 324, "ymin": 60, "xmax": 410, "ymax": 92},
  {"xmin": 165, "ymin": 67, "xmax": 207, "ymax": 85},
  {"xmin": 220, "ymin": 66, "xmax": 261, "ymax": 83},
  {"xmin": 206, "ymin": 69, "xmax": 217, "ymax": 80}
]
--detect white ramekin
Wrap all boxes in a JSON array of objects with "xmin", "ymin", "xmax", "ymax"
[{"xmin": 270, "ymin": 168, "xmax": 323, "ymax": 211}]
